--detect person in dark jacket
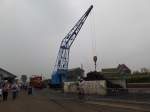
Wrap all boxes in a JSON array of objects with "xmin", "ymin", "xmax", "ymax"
[
  {"xmin": 2, "ymin": 81, "xmax": 10, "ymax": 101},
  {"xmin": 0, "ymin": 85, "xmax": 2, "ymax": 102},
  {"xmin": 28, "ymin": 83, "xmax": 32, "ymax": 95}
]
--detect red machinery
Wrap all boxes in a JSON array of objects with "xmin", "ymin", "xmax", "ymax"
[{"xmin": 30, "ymin": 75, "xmax": 44, "ymax": 89}]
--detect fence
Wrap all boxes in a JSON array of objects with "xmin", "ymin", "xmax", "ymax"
[
  {"xmin": 64, "ymin": 81, "xmax": 150, "ymax": 96},
  {"xmin": 64, "ymin": 80, "xmax": 107, "ymax": 95}
]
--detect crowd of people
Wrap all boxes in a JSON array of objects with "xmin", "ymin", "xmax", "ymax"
[{"xmin": 0, "ymin": 80, "xmax": 33, "ymax": 102}]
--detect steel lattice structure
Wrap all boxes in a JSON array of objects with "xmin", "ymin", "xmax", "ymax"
[{"xmin": 51, "ymin": 5, "xmax": 93, "ymax": 86}]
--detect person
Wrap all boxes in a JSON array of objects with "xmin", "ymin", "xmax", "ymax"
[
  {"xmin": 16, "ymin": 83, "xmax": 19, "ymax": 96},
  {"xmin": 0, "ymin": 86, "xmax": 2, "ymax": 102},
  {"xmin": 2, "ymin": 81, "xmax": 10, "ymax": 101},
  {"xmin": 18, "ymin": 82, "xmax": 21, "ymax": 96},
  {"xmin": 24, "ymin": 82, "xmax": 28, "ymax": 91},
  {"xmin": 77, "ymin": 80, "xmax": 85, "ymax": 100},
  {"xmin": 28, "ymin": 83, "xmax": 32, "ymax": 95},
  {"xmin": 11, "ymin": 82, "xmax": 18, "ymax": 100}
]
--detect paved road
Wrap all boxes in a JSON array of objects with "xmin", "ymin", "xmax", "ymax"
[{"xmin": 0, "ymin": 89, "xmax": 150, "ymax": 112}]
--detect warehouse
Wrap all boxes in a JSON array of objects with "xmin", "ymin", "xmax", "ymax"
[
  {"xmin": 101, "ymin": 64, "xmax": 131, "ymax": 88},
  {"xmin": 0, "ymin": 67, "xmax": 16, "ymax": 82}
]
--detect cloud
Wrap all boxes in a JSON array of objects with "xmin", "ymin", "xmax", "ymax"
[{"xmin": 0, "ymin": 0, "xmax": 150, "ymax": 78}]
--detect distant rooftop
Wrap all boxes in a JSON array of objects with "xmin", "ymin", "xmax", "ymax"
[
  {"xmin": 68, "ymin": 67, "xmax": 84, "ymax": 72},
  {"xmin": 101, "ymin": 64, "xmax": 131, "ymax": 74},
  {"xmin": 102, "ymin": 68, "xmax": 118, "ymax": 73},
  {"xmin": 0, "ymin": 67, "xmax": 16, "ymax": 79},
  {"xmin": 101, "ymin": 64, "xmax": 131, "ymax": 80}
]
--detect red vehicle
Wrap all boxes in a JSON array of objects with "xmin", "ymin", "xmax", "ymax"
[{"xmin": 30, "ymin": 75, "xmax": 44, "ymax": 89}]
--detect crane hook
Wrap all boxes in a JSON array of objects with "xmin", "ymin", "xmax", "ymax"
[{"xmin": 93, "ymin": 56, "xmax": 97, "ymax": 71}]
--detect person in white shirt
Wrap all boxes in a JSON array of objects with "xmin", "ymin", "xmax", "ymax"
[{"xmin": 78, "ymin": 79, "xmax": 85, "ymax": 100}]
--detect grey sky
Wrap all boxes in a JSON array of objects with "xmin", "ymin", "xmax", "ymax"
[{"xmin": 0, "ymin": 0, "xmax": 150, "ymax": 78}]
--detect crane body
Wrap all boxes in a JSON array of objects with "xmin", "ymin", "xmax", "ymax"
[{"xmin": 51, "ymin": 5, "xmax": 93, "ymax": 87}]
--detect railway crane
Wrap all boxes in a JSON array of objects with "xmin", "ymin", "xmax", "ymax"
[{"xmin": 51, "ymin": 5, "xmax": 93, "ymax": 87}]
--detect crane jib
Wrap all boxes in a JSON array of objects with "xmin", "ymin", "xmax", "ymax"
[{"xmin": 51, "ymin": 5, "xmax": 93, "ymax": 87}]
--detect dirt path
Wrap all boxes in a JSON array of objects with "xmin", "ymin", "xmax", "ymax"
[{"xmin": 0, "ymin": 89, "xmax": 148, "ymax": 112}]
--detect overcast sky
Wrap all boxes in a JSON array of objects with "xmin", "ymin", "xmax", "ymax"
[{"xmin": 0, "ymin": 0, "xmax": 150, "ymax": 78}]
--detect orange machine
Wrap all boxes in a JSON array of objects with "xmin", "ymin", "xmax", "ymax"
[{"xmin": 30, "ymin": 75, "xmax": 43, "ymax": 89}]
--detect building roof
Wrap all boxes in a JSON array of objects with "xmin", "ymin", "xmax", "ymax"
[
  {"xmin": 117, "ymin": 64, "xmax": 131, "ymax": 73},
  {"xmin": 0, "ymin": 67, "xmax": 16, "ymax": 79},
  {"xmin": 68, "ymin": 67, "xmax": 84, "ymax": 72},
  {"xmin": 101, "ymin": 64, "xmax": 131, "ymax": 74},
  {"xmin": 102, "ymin": 68, "xmax": 118, "ymax": 73},
  {"xmin": 101, "ymin": 64, "xmax": 131, "ymax": 80}
]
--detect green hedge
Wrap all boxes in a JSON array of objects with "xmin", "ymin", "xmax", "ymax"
[{"xmin": 127, "ymin": 74, "xmax": 150, "ymax": 83}]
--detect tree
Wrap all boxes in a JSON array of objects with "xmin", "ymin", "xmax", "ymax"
[
  {"xmin": 132, "ymin": 70, "xmax": 140, "ymax": 75},
  {"xmin": 21, "ymin": 75, "xmax": 27, "ymax": 83},
  {"xmin": 141, "ymin": 68, "xmax": 149, "ymax": 73}
]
